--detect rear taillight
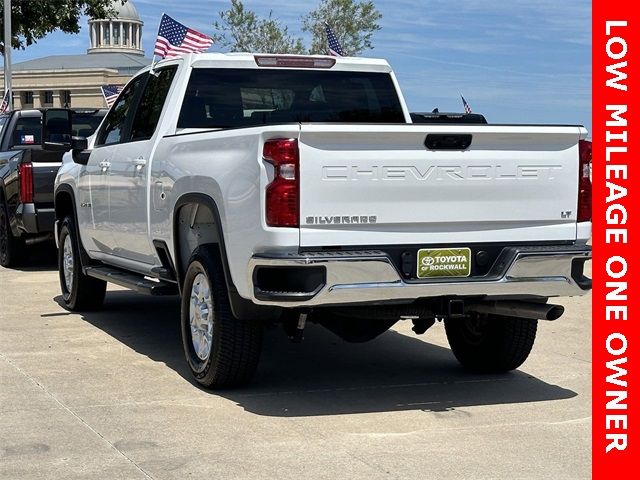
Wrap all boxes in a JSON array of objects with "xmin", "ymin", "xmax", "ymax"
[
  {"xmin": 18, "ymin": 163, "xmax": 34, "ymax": 204},
  {"xmin": 577, "ymin": 139, "xmax": 592, "ymax": 222},
  {"xmin": 263, "ymin": 138, "xmax": 299, "ymax": 227}
]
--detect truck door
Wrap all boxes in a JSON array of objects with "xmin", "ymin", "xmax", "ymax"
[
  {"xmin": 106, "ymin": 67, "xmax": 177, "ymax": 266},
  {"xmin": 77, "ymin": 76, "xmax": 146, "ymax": 257}
]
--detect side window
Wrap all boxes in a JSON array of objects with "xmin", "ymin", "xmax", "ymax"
[
  {"xmin": 95, "ymin": 76, "xmax": 144, "ymax": 146},
  {"xmin": 129, "ymin": 67, "xmax": 177, "ymax": 142},
  {"xmin": 0, "ymin": 116, "xmax": 8, "ymax": 137}
]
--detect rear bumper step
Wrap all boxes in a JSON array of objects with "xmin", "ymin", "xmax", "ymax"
[
  {"xmin": 247, "ymin": 245, "xmax": 591, "ymax": 307},
  {"xmin": 84, "ymin": 266, "xmax": 178, "ymax": 296}
]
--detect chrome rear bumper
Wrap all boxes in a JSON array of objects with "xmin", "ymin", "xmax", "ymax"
[{"xmin": 247, "ymin": 245, "xmax": 591, "ymax": 308}]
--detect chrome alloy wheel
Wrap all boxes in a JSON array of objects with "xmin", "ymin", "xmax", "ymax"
[
  {"xmin": 189, "ymin": 272, "xmax": 214, "ymax": 361},
  {"xmin": 62, "ymin": 234, "xmax": 74, "ymax": 293}
]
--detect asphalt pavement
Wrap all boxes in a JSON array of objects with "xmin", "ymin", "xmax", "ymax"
[{"xmin": 0, "ymin": 247, "xmax": 591, "ymax": 479}]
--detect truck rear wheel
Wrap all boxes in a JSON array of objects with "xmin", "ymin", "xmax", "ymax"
[
  {"xmin": 58, "ymin": 216, "xmax": 106, "ymax": 311},
  {"xmin": 0, "ymin": 200, "xmax": 25, "ymax": 268},
  {"xmin": 444, "ymin": 314, "xmax": 537, "ymax": 372},
  {"xmin": 181, "ymin": 246, "xmax": 263, "ymax": 388}
]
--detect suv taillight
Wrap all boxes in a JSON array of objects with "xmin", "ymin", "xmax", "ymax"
[
  {"xmin": 263, "ymin": 138, "xmax": 299, "ymax": 227},
  {"xmin": 18, "ymin": 162, "xmax": 34, "ymax": 204},
  {"xmin": 577, "ymin": 139, "xmax": 592, "ymax": 222}
]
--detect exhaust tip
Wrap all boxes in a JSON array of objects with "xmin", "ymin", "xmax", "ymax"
[{"xmin": 546, "ymin": 305, "xmax": 565, "ymax": 321}]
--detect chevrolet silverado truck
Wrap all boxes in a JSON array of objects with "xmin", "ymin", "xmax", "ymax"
[
  {"xmin": 0, "ymin": 108, "xmax": 106, "ymax": 266},
  {"xmin": 52, "ymin": 53, "xmax": 592, "ymax": 388}
]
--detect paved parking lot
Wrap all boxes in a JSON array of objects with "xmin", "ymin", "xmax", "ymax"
[{"xmin": 1, "ymin": 249, "xmax": 591, "ymax": 479}]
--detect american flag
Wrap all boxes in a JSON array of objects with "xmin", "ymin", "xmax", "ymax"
[
  {"xmin": 461, "ymin": 95, "xmax": 472, "ymax": 114},
  {"xmin": 101, "ymin": 85, "xmax": 123, "ymax": 108},
  {"xmin": 0, "ymin": 90, "xmax": 10, "ymax": 114},
  {"xmin": 324, "ymin": 23, "xmax": 345, "ymax": 56},
  {"xmin": 153, "ymin": 14, "xmax": 213, "ymax": 59}
]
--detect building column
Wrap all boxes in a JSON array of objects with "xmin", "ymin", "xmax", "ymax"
[
  {"xmin": 90, "ymin": 23, "xmax": 96, "ymax": 48},
  {"xmin": 99, "ymin": 22, "xmax": 104, "ymax": 48},
  {"xmin": 52, "ymin": 92, "xmax": 61, "ymax": 108},
  {"xmin": 32, "ymin": 92, "xmax": 41, "ymax": 108},
  {"xmin": 109, "ymin": 22, "xmax": 113, "ymax": 46}
]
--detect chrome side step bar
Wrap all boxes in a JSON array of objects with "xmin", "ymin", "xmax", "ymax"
[{"xmin": 84, "ymin": 266, "xmax": 178, "ymax": 296}]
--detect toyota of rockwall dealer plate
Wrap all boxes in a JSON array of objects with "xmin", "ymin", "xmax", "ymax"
[{"xmin": 50, "ymin": 53, "xmax": 592, "ymax": 388}]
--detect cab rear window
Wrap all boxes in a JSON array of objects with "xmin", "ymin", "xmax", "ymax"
[
  {"xmin": 178, "ymin": 68, "xmax": 405, "ymax": 129},
  {"xmin": 11, "ymin": 116, "xmax": 41, "ymax": 146}
]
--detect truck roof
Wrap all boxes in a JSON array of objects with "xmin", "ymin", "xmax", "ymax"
[{"xmin": 151, "ymin": 52, "xmax": 393, "ymax": 73}]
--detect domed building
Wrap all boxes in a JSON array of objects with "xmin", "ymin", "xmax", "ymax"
[
  {"xmin": 2, "ymin": 0, "xmax": 151, "ymax": 109},
  {"xmin": 87, "ymin": 0, "xmax": 144, "ymax": 55}
]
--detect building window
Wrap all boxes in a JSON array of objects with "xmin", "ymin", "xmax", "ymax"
[
  {"xmin": 22, "ymin": 91, "xmax": 34, "ymax": 105},
  {"xmin": 103, "ymin": 22, "xmax": 110, "ymax": 44},
  {"xmin": 43, "ymin": 91, "xmax": 54, "ymax": 104},
  {"xmin": 113, "ymin": 23, "xmax": 120, "ymax": 45},
  {"xmin": 61, "ymin": 90, "xmax": 71, "ymax": 107},
  {"xmin": 123, "ymin": 24, "xmax": 129, "ymax": 45}
]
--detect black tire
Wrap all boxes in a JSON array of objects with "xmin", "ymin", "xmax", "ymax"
[
  {"xmin": 0, "ymin": 200, "xmax": 25, "ymax": 268},
  {"xmin": 181, "ymin": 245, "xmax": 263, "ymax": 388},
  {"xmin": 444, "ymin": 314, "xmax": 538, "ymax": 372},
  {"xmin": 58, "ymin": 216, "xmax": 106, "ymax": 311}
]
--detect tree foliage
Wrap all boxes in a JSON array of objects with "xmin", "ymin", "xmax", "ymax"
[
  {"xmin": 212, "ymin": 0, "xmax": 305, "ymax": 54},
  {"xmin": 212, "ymin": 0, "xmax": 381, "ymax": 56},
  {"xmin": 1, "ymin": 0, "xmax": 120, "ymax": 54},
  {"xmin": 302, "ymin": 0, "xmax": 381, "ymax": 56}
]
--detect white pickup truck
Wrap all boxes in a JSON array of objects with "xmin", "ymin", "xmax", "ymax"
[{"xmin": 51, "ymin": 53, "xmax": 592, "ymax": 388}]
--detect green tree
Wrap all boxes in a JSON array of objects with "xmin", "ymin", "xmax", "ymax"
[
  {"xmin": 1, "ymin": 0, "xmax": 120, "ymax": 54},
  {"xmin": 212, "ymin": 0, "xmax": 305, "ymax": 54},
  {"xmin": 302, "ymin": 0, "xmax": 381, "ymax": 56}
]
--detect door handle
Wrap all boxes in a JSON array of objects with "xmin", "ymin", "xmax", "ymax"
[
  {"xmin": 133, "ymin": 157, "xmax": 146, "ymax": 175},
  {"xmin": 99, "ymin": 160, "xmax": 111, "ymax": 172}
]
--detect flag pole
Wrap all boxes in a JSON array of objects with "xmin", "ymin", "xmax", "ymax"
[
  {"xmin": 3, "ymin": 0, "xmax": 12, "ymax": 109},
  {"xmin": 149, "ymin": 12, "xmax": 165, "ymax": 75}
]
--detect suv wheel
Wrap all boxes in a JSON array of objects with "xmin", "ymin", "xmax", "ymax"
[
  {"xmin": 58, "ymin": 216, "xmax": 106, "ymax": 310},
  {"xmin": 0, "ymin": 200, "xmax": 25, "ymax": 267},
  {"xmin": 181, "ymin": 245, "xmax": 263, "ymax": 388},
  {"xmin": 444, "ymin": 314, "xmax": 538, "ymax": 372}
]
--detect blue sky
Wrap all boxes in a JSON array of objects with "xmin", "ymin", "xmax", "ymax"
[{"xmin": 12, "ymin": 0, "xmax": 592, "ymax": 131}]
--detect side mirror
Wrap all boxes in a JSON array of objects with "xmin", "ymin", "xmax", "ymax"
[
  {"xmin": 42, "ymin": 109, "xmax": 72, "ymax": 151},
  {"xmin": 71, "ymin": 136, "xmax": 91, "ymax": 165}
]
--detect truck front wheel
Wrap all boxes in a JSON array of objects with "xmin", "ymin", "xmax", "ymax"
[
  {"xmin": 58, "ymin": 216, "xmax": 106, "ymax": 311},
  {"xmin": 444, "ymin": 314, "xmax": 537, "ymax": 372},
  {"xmin": 181, "ymin": 246, "xmax": 263, "ymax": 388}
]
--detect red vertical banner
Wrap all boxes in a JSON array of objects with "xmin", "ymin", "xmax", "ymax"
[{"xmin": 592, "ymin": 1, "xmax": 637, "ymax": 476}]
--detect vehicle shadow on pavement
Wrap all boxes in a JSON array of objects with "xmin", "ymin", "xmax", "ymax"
[
  {"xmin": 13, "ymin": 242, "xmax": 58, "ymax": 272},
  {"xmin": 63, "ymin": 290, "xmax": 578, "ymax": 418}
]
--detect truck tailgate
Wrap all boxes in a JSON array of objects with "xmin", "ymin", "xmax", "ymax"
[{"xmin": 298, "ymin": 124, "xmax": 586, "ymax": 247}]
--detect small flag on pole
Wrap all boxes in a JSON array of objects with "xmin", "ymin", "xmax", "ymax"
[
  {"xmin": 461, "ymin": 94, "xmax": 472, "ymax": 114},
  {"xmin": 101, "ymin": 85, "xmax": 123, "ymax": 108},
  {"xmin": 0, "ymin": 90, "xmax": 11, "ymax": 114},
  {"xmin": 325, "ymin": 23, "xmax": 345, "ymax": 56},
  {"xmin": 153, "ymin": 14, "xmax": 213, "ymax": 59}
]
